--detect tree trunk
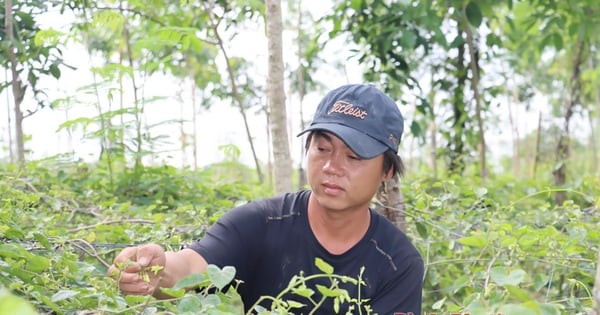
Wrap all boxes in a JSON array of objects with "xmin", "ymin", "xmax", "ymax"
[
  {"xmin": 121, "ymin": 8, "xmax": 143, "ymax": 172},
  {"xmin": 591, "ymin": 56, "xmax": 599, "ymax": 174},
  {"xmin": 553, "ymin": 39, "xmax": 584, "ymax": 205},
  {"xmin": 448, "ymin": 31, "xmax": 467, "ymax": 175},
  {"xmin": 266, "ymin": 0, "xmax": 292, "ymax": 194},
  {"xmin": 5, "ymin": 0, "xmax": 26, "ymax": 164},
  {"xmin": 192, "ymin": 80, "xmax": 198, "ymax": 170},
  {"xmin": 179, "ymin": 83, "xmax": 187, "ymax": 168},
  {"xmin": 4, "ymin": 69, "xmax": 14, "ymax": 163},
  {"xmin": 462, "ymin": 8, "xmax": 487, "ymax": 181},
  {"xmin": 532, "ymin": 111, "xmax": 542, "ymax": 178},
  {"xmin": 428, "ymin": 73, "xmax": 438, "ymax": 178},
  {"xmin": 375, "ymin": 175, "xmax": 406, "ymax": 232},
  {"xmin": 508, "ymin": 84, "xmax": 520, "ymax": 177},
  {"xmin": 588, "ymin": 110, "xmax": 597, "ymax": 174},
  {"xmin": 295, "ymin": 0, "xmax": 307, "ymax": 190}
]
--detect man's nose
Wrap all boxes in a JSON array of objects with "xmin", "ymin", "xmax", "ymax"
[{"xmin": 323, "ymin": 153, "xmax": 344, "ymax": 176}]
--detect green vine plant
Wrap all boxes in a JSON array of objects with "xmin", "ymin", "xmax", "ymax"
[
  {"xmin": 249, "ymin": 258, "xmax": 372, "ymax": 315},
  {"xmin": 135, "ymin": 257, "xmax": 374, "ymax": 315}
]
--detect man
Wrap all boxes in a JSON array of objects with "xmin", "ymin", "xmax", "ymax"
[{"xmin": 109, "ymin": 84, "xmax": 424, "ymax": 314}]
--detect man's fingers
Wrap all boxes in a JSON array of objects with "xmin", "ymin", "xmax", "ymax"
[
  {"xmin": 118, "ymin": 272, "xmax": 140, "ymax": 283},
  {"xmin": 136, "ymin": 244, "xmax": 162, "ymax": 267},
  {"xmin": 114, "ymin": 247, "xmax": 138, "ymax": 264},
  {"xmin": 108, "ymin": 244, "xmax": 165, "ymax": 297},
  {"xmin": 115, "ymin": 271, "xmax": 154, "ymax": 294},
  {"xmin": 118, "ymin": 281, "xmax": 152, "ymax": 295}
]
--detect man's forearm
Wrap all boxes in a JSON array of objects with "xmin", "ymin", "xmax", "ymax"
[{"xmin": 153, "ymin": 248, "xmax": 208, "ymax": 299}]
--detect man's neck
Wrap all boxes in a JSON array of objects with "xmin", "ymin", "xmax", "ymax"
[{"xmin": 307, "ymin": 195, "xmax": 371, "ymax": 255}]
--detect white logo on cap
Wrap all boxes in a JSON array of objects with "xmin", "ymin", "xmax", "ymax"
[{"xmin": 327, "ymin": 101, "xmax": 368, "ymax": 119}]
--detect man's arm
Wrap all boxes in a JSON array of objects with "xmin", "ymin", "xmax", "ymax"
[{"xmin": 153, "ymin": 248, "xmax": 208, "ymax": 298}]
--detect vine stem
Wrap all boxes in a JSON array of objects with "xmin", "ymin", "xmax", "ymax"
[{"xmin": 246, "ymin": 273, "xmax": 363, "ymax": 315}]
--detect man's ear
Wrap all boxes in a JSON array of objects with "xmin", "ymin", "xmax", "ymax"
[{"xmin": 383, "ymin": 166, "xmax": 394, "ymax": 181}]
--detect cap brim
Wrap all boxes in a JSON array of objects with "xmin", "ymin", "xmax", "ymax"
[{"xmin": 297, "ymin": 123, "xmax": 388, "ymax": 159}]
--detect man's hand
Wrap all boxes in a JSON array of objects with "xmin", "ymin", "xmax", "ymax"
[{"xmin": 108, "ymin": 244, "xmax": 166, "ymax": 296}]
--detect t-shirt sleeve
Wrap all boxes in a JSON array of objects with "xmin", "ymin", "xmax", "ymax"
[
  {"xmin": 187, "ymin": 201, "xmax": 267, "ymax": 282},
  {"xmin": 370, "ymin": 253, "xmax": 424, "ymax": 315}
]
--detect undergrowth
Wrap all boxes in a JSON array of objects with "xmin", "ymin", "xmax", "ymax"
[{"xmin": 0, "ymin": 161, "xmax": 598, "ymax": 315}]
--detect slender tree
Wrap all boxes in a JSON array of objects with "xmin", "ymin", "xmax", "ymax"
[
  {"xmin": 266, "ymin": 0, "xmax": 292, "ymax": 194},
  {"xmin": 1, "ymin": 0, "xmax": 66, "ymax": 165},
  {"xmin": 461, "ymin": 1, "xmax": 487, "ymax": 181},
  {"xmin": 4, "ymin": 0, "xmax": 26, "ymax": 163}
]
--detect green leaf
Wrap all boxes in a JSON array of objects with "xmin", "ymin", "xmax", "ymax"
[
  {"xmin": 497, "ymin": 303, "xmax": 538, "ymax": 315},
  {"xmin": 51, "ymin": 290, "xmax": 78, "ymax": 302},
  {"xmin": 33, "ymin": 233, "xmax": 52, "ymax": 250},
  {"xmin": 25, "ymin": 254, "xmax": 50, "ymax": 272},
  {"xmin": 0, "ymin": 289, "xmax": 38, "ymax": 315},
  {"xmin": 291, "ymin": 286, "xmax": 315, "ymax": 298},
  {"xmin": 158, "ymin": 287, "xmax": 186, "ymax": 298},
  {"xmin": 141, "ymin": 307, "xmax": 157, "ymax": 315},
  {"xmin": 457, "ymin": 235, "xmax": 487, "ymax": 247},
  {"xmin": 505, "ymin": 284, "xmax": 533, "ymax": 302},
  {"xmin": 177, "ymin": 295, "xmax": 203, "ymax": 313},
  {"xmin": 432, "ymin": 296, "xmax": 446, "ymax": 309},
  {"xmin": 206, "ymin": 265, "xmax": 236, "ymax": 290},
  {"xmin": 0, "ymin": 243, "xmax": 26, "ymax": 259},
  {"xmin": 533, "ymin": 274, "xmax": 548, "ymax": 291},
  {"xmin": 490, "ymin": 267, "xmax": 526, "ymax": 286},
  {"xmin": 172, "ymin": 273, "xmax": 209, "ymax": 290},
  {"xmin": 465, "ymin": 2, "xmax": 482, "ymax": 27},
  {"xmin": 286, "ymin": 300, "xmax": 306, "ymax": 309},
  {"xmin": 539, "ymin": 303, "xmax": 561, "ymax": 315},
  {"xmin": 316, "ymin": 284, "xmax": 340, "ymax": 297},
  {"xmin": 464, "ymin": 299, "xmax": 488, "ymax": 314},
  {"xmin": 49, "ymin": 64, "xmax": 61, "ymax": 79},
  {"xmin": 415, "ymin": 221, "xmax": 428, "ymax": 239},
  {"xmin": 350, "ymin": 0, "xmax": 362, "ymax": 10},
  {"xmin": 475, "ymin": 187, "xmax": 487, "ymax": 197},
  {"xmin": 315, "ymin": 257, "xmax": 334, "ymax": 275},
  {"xmin": 125, "ymin": 295, "xmax": 149, "ymax": 305}
]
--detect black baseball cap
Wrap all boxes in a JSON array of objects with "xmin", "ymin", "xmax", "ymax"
[{"xmin": 298, "ymin": 84, "xmax": 404, "ymax": 159}]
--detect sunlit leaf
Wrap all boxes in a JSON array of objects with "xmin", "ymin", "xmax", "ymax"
[
  {"xmin": 315, "ymin": 257, "xmax": 334, "ymax": 275},
  {"xmin": 172, "ymin": 273, "xmax": 209, "ymax": 290},
  {"xmin": 490, "ymin": 267, "xmax": 526, "ymax": 286},
  {"xmin": 25, "ymin": 255, "xmax": 50, "ymax": 272},
  {"xmin": 51, "ymin": 290, "xmax": 78, "ymax": 302},
  {"xmin": 0, "ymin": 289, "xmax": 37, "ymax": 315},
  {"xmin": 457, "ymin": 235, "xmax": 487, "ymax": 247},
  {"xmin": 206, "ymin": 265, "xmax": 236, "ymax": 290}
]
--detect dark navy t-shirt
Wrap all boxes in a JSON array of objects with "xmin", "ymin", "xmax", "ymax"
[{"xmin": 189, "ymin": 190, "xmax": 423, "ymax": 315}]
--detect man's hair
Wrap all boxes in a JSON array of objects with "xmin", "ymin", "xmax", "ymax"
[{"xmin": 304, "ymin": 131, "xmax": 405, "ymax": 177}]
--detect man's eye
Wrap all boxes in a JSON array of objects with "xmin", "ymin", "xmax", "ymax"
[{"xmin": 348, "ymin": 155, "xmax": 361, "ymax": 160}]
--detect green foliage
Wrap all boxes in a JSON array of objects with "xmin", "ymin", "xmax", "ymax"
[
  {"xmin": 1, "ymin": 160, "xmax": 598, "ymax": 314},
  {"xmin": 0, "ymin": 160, "xmax": 269, "ymax": 314},
  {"xmin": 403, "ymin": 174, "xmax": 598, "ymax": 314},
  {"xmin": 0, "ymin": 0, "xmax": 68, "ymax": 108}
]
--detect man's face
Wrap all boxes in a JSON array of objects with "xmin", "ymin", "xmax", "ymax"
[{"xmin": 306, "ymin": 131, "xmax": 386, "ymax": 213}]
